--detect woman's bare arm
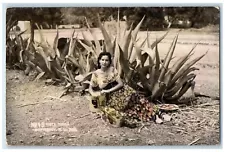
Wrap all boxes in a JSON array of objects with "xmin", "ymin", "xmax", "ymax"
[
  {"xmin": 88, "ymin": 71, "xmax": 101, "ymax": 96},
  {"xmin": 102, "ymin": 77, "xmax": 123, "ymax": 94},
  {"xmin": 88, "ymin": 84, "xmax": 95, "ymax": 95}
]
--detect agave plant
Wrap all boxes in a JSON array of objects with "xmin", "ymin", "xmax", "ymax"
[
  {"xmin": 6, "ymin": 17, "xmax": 27, "ymax": 69},
  {"xmin": 7, "ymin": 13, "xmax": 206, "ymax": 103},
  {"xmin": 24, "ymin": 24, "xmax": 99, "ymax": 96},
  {"xmin": 7, "ymin": 19, "xmax": 99, "ymax": 97},
  {"xmin": 78, "ymin": 13, "xmax": 207, "ymax": 103}
]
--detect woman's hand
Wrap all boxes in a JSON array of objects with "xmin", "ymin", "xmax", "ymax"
[
  {"xmin": 91, "ymin": 91, "xmax": 101, "ymax": 97},
  {"xmin": 101, "ymin": 89, "xmax": 111, "ymax": 94}
]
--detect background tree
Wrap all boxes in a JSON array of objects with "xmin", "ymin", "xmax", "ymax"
[
  {"xmin": 6, "ymin": 7, "xmax": 62, "ymax": 42},
  {"xmin": 6, "ymin": 7, "xmax": 220, "ymax": 33},
  {"xmin": 60, "ymin": 7, "xmax": 120, "ymax": 27}
]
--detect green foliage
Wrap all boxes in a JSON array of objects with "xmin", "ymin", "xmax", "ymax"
[
  {"xmin": 6, "ymin": 8, "xmax": 62, "ymax": 28},
  {"xmin": 6, "ymin": 7, "xmax": 219, "ymax": 31},
  {"xmin": 6, "ymin": 9, "xmax": 209, "ymax": 102}
]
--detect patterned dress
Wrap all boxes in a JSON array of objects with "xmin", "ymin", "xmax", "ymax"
[{"xmin": 89, "ymin": 66, "xmax": 159, "ymax": 127}]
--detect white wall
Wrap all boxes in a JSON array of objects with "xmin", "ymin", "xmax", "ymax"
[{"xmin": 17, "ymin": 21, "xmax": 31, "ymax": 33}]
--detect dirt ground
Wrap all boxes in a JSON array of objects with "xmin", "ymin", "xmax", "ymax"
[{"xmin": 5, "ymin": 28, "xmax": 220, "ymax": 146}]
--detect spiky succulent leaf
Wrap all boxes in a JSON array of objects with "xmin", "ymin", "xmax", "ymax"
[
  {"xmin": 164, "ymin": 73, "xmax": 196, "ymax": 97},
  {"xmin": 170, "ymin": 51, "xmax": 208, "ymax": 87},
  {"xmin": 89, "ymin": 28, "xmax": 102, "ymax": 55},
  {"xmin": 35, "ymin": 23, "xmax": 45, "ymax": 44},
  {"xmin": 167, "ymin": 67, "xmax": 199, "ymax": 90},
  {"xmin": 67, "ymin": 29, "xmax": 76, "ymax": 57},
  {"xmin": 97, "ymin": 14, "xmax": 113, "ymax": 54},
  {"xmin": 53, "ymin": 26, "xmax": 59, "ymax": 53},
  {"xmin": 128, "ymin": 16, "xmax": 145, "ymax": 60},
  {"xmin": 158, "ymin": 33, "xmax": 178, "ymax": 82},
  {"xmin": 82, "ymin": 31, "xmax": 93, "ymax": 47},
  {"xmin": 150, "ymin": 43, "xmax": 162, "ymax": 99},
  {"xmin": 121, "ymin": 25, "xmax": 133, "ymax": 59},
  {"xmin": 150, "ymin": 31, "xmax": 169, "ymax": 49}
]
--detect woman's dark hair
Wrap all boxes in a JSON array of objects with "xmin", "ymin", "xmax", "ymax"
[{"xmin": 97, "ymin": 52, "xmax": 112, "ymax": 69}]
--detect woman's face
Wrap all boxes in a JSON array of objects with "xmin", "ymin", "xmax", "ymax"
[{"xmin": 100, "ymin": 55, "xmax": 110, "ymax": 69}]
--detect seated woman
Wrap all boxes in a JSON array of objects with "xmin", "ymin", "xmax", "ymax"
[{"xmin": 88, "ymin": 52, "xmax": 161, "ymax": 127}]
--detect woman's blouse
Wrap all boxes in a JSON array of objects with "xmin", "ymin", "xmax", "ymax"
[{"xmin": 90, "ymin": 66, "xmax": 120, "ymax": 89}]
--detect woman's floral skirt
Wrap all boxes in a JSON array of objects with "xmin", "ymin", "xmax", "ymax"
[{"xmin": 89, "ymin": 85, "xmax": 160, "ymax": 128}]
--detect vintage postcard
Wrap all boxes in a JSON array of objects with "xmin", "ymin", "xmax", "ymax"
[{"xmin": 5, "ymin": 6, "xmax": 220, "ymax": 146}]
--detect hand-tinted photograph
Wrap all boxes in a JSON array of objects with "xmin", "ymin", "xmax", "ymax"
[{"xmin": 6, "ymin": 6, "xmax": 220, "ymax": 146}]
